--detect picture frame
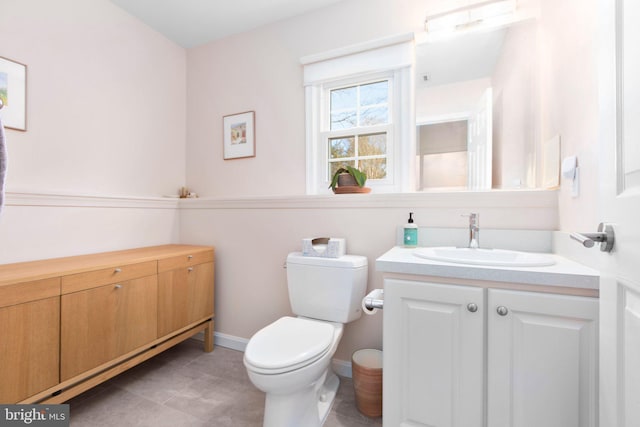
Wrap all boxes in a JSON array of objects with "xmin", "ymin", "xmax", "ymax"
[
  {"xmin": 223, "ymin": 111, "xmax": 255, "ymax": 160},
  {"xmin": 0, "ymin": 56, "xmax": 27, "ymax": 131}
]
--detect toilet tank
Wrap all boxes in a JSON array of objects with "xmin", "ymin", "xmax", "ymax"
[{"xmin": 286, "ymin": 252, "xmax": 368, "ymax": 323}]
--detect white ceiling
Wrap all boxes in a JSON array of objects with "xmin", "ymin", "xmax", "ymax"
[{"xmin": 109, "ymin": 0, "xmax": 345, "ymax": 48}]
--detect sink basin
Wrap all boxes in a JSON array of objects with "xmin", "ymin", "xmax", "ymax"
[{"xmin": 413, "ymin": 247, "xmax": 556, "ymax": 267}]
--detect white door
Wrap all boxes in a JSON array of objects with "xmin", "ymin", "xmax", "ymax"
[
  {"xmin": 599, "ymin": 0, "xmax": 640, "ymax": 426},
  {"xmin": 383, "ymin": 279, "xmax": 484, "ymax": 427},
  {"xmin": 487, "ymin": 289, "xmax": 598, "ymax": 427},
  {"xmin": 467, "ymin": 88, "xmax": 493, "ymax": 190}
]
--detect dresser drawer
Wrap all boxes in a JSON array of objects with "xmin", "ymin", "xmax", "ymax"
[
  {"xmin": 0, "ymin": 278, "xmax": 60, "ymax": 308},
  {"xmin": 158, "ymin": 250, "xmax": 214, "ymax": 273},
  {"xmin": 61, "ymin": 261, "xmax": 157, "ymax": 294}
]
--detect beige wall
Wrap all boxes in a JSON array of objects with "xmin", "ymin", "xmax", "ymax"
[
  {"xmin": 0, "ymin": 0, "xmax": 187, "ymax": 197},
  {"xmin": 0, "ymin": 0, "xmax": 185, "ymax": 263}
]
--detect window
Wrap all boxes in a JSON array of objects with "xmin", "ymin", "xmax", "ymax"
[
  {"xmin": 302, "ymin": 34, "xmax": 415, "ymax": 194},
  {"xmin": 325, "ymin": 79, "xmax": 392, "ymax": 182}
]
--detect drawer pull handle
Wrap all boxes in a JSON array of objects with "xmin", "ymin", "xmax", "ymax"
[
  {"xmin": 467, "ymin": 303, "xmax": 478, "ymax": 313},
  {"xmin": 187, "ymin": 267, "xmax": 194, "ymax": 272},
  {"xmin": 496, "ymin": 306, "xmax": 509, "ymax": 316},
  {"xmin": 187, "ymin": 255, "xmax": 193, "ymax": 260},
  {"xmin": 114, "ymin": 284, "xmax": 122, "ymax": 289},
  {"xmin": 114, "ymin": 268, "xmax": 122, "ymax": 273}
]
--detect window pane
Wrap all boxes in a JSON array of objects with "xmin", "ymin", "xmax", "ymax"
[
  {"xmin": 331, "ymin": 86, "xmax": 357, "ymax": 111},
  {"xmin": 360, "ymin": 106, "xmax": 388, "ymax": 126},
  {"xmin": 359, "ymin": 158, "xmax": 387, "ymax": 180},
  {"xmin": 360, "ymin": 81, "xmax": 388, "ymax": 107},
  {"xmin": 329, "ymin": 137, "xmax": 355, "ymax": 159},
  {"xmin": 359, "ymin": 133, "xmax": 386, "ymax": 156},
  {"xmin": 331, "ymin": 110, "xmax": 357, "ymax": 130},
  {"xmin": 329, "ymin": 160, "xmax": 355, "ymax": 178}
]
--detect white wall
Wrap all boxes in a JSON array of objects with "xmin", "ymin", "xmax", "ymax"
[
  {"xmin": 538, "ymin": 0, "xmax": 599, "ymax": 232},
  {"xmin": 416, "ymin": 78, "xmax": 491, "ymax": 124},
  {"xmin": 0, "ymin": 0, "xmax": 186, "ymax": 262},
  {"xmin": 492, "ymin": 19, "xmax": 540, "ymax": 189}
]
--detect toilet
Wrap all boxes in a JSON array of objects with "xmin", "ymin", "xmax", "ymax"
[{"xmin": 243, "ymin": 252, "xmax": 368, "ymax": 427}]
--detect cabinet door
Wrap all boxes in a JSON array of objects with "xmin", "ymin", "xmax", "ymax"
[
  {"xmin": 61, "ymin": 275, "xmax": 158, "ymax": 381},
  {"xmin": 157, "ymin": 262, "xmax": 214, "ymax": 337},
  {"xmin": 0, "ymin": 297, "xmax": 60, "ymax": 403},
  {"xmin": 487, "ymin": 289, "xmax": 598, "ymax": 427},
  {"xmin": 383, "ymin": 279, "xmax": 484, "ymax": 427}
]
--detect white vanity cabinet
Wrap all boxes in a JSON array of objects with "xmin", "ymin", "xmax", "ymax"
[
  {"xmin": 487, "ymin": 288, "xmax": 598, "ymax": 427},
  {"xmin": 383, "ymin": 278, "xmax": 485, "ymax": 427},
  {"xmin": 383, "ymin": 278, "xmax": 598, "ymax": 427}
]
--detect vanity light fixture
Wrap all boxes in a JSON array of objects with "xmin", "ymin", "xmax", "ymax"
[{"xmin": 425, "ymin": 0, "xmax": 517, "ymax": 36}]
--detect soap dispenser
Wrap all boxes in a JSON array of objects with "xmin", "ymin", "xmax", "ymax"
[{"xmin": 403, "ymin": 212, "xmax": 418, "ymax": 247}]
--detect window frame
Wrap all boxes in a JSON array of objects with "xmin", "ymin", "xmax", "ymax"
[
  {"xmin": 302, "ymin": 34, "xmax": 415, "ymax": 195},
  {"xmin": 321, "ymin": 74, "xmax": 395, "ymax": 187}
]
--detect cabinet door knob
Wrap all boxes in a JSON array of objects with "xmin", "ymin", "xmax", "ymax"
[
  {"xmin": 114, "ymin": 268, "xmax": 122, "ymax": 273},
  {"xmin": 467, "ymin": 303, "xmax": 478, "ymax": 313},
  {"xmin": 114, "ymin": 284, "xmax": 122, "ymax": 289},
  {"xmin": 496, "ymin": 306, "xmax": 509, "ymax": 316},
  {"xmin": 187, "ymin": 267, "xmax": 194, "ymax": 272},
  {"xmin": 187, "ymin": 255, "xmax": 193, "ymax": 260}
]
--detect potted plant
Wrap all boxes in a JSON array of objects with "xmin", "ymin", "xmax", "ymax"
[{"xmin": 329, "ymin": 165, "xmax": 370, "ymax": 193}]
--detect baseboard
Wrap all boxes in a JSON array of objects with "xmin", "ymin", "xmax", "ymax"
[
  {"xmin": 192, "ymin": 331, "xmax": 353, "ymax": 378},
  {"xmin": 331, "ymin": 358, "xmax": 353, "ymax": 379},
  {"xmin": 191, "ymin": 331, "xmax": 248, "ymax": 352},
  {"xmin": 214, "ymin": 332, "xmax": 250, "ymax": 352}
]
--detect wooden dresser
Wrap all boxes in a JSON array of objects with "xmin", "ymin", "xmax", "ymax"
[{"xmin": 0, "ymin": 244, "xmax": 215, "ymax": 404}]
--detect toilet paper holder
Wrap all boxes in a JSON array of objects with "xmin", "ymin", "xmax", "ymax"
[{"xmin": 363, "ymin": 289, "xmax": 384, "ymax": 311}]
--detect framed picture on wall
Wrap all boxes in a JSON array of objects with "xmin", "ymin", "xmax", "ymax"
[
  {"xmin": 223, "ymin": 111, "xmax": 255, "ymax": 160},
  {"xmin": 0, "ymin": 56, "xmax": 27, "ymax": 131}
]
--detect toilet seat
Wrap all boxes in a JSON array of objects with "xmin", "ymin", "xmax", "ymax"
[{"xmin": 244, "ymin": 316, "xmax": 335, "ymax": 375}]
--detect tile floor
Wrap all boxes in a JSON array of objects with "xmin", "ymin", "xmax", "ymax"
[{"xmin": 67, "ymin": 339, "xmax": 383, "ymax": 426}]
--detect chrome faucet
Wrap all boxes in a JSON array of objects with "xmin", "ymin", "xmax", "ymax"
[{"xmin": 463, "ymin": 213, "xmax": 480, "ymax": 249}]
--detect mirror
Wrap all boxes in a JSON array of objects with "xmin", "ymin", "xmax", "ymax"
[{"xmin": 415, "ymin": 18, "xmax": 543, "ymax": 191}]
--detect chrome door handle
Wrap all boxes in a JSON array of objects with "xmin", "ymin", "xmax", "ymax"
[{"xmin": 570, "ymin": 222, "xmax": 615, "ymax": 252}]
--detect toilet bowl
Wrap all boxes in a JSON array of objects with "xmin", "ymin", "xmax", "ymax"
[
  {"xmin": 243, "ymin": 252, "xmax": 368, "ymax": 427},
  {"xmin": 244, "ymin": 317, "xmax": 344, "ymax": 427}
]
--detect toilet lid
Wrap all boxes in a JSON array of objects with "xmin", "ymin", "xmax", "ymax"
[{"xmin": 244, "ymin": 317, "xmax": 335, "ymax": 373}]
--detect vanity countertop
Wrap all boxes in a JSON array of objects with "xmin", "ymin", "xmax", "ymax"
[{"xmin": 376, "ymin": 246, "xmax": 599, "ymax": 290}]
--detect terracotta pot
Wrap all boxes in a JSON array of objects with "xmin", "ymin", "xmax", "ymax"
[{"xmin": 337, "ymin": 173, "xmax": 358, "ymax": 187}]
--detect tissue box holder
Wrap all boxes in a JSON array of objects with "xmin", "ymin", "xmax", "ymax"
[{"xmin": 302, "ymin": 237, "xmax": 346, "ymax": 258}]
